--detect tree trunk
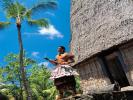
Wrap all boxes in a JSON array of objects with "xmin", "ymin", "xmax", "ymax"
[
  {"xmin": 16, "ymin": 18, "xmax": 32, "ymax": 100},
  {"xmin": 18, "ymin": 74, "xmax": 23, "ymax": 100}
]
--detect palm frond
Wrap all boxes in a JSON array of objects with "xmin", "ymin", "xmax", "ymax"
[
  {"xmin": 42, "ymin": 86, "xmax": 57, "ymax": 99},
  {"xmin": 23, "ymin": 0, "xmax": 57, "ymax": 17},
  {"xmin": 2, "ymin": 0, "xmax": 26, "ymax": 19},
  {"xmin": 15, "ymin": 2, "xmax": 26, "ymax": 18},
  {"xmin": 32, "ymin": 88, "xmax": 40, "ymax": 97},
  {"xmin": 2, "ymin": 0, "xmax": 16, "ymax": 18},
  {"xmin": 0, "ymin": 22, "xmax": 10, "ymax": 28},
  {"xmin": 2, "ymin": 0, "xmax": 13, "ymax": 9},
  {"xmin": 31, "ymin": 0, "xmax": 57, "ymax": 11},
  {"xmin": 24, "ymin": 10, "xmax": 32, "ymax": 20},
  {"xmin": 27, "ymin": 18, "xmax": 49, "ymax": 27},
  {"xmin": 6, "ymin": 4, "xmax": 18, "ymax": 18}
]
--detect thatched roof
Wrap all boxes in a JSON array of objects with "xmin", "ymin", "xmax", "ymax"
[{"xmin": 70, "ymin": 0, "xmax": 133, "ymax": 65}]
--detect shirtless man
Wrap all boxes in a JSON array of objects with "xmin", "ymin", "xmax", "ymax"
[{"xmin": 44, "ymin": 46, "xmax": 78, "ymax": 99}]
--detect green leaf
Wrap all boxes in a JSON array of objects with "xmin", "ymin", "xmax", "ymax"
[
  {"xmin": 28, "ymin": 18, "xmax": 49, "ymax": 27},
  {"xmin": 0, "ymin": 22, "xmax": 10, "ymax": 28}
]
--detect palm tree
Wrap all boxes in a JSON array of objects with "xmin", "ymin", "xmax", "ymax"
[{"xmin": 0, "ymin": 0, "xmax": 57, "ymax": 99}]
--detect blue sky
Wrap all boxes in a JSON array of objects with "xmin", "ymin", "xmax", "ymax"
[{"xmin": 0, "ymin": 0, "xmax": 71, "ymax": 67}]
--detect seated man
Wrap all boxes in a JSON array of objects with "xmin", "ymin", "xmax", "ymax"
[{"xmin": 44, "ymin": 46, "xmax": 79, "ymax": 99}]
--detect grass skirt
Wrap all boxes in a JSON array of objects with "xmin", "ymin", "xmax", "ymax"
[{"xmin": 50, "ymin": 65, "xmax": 79, "ymax": 80}]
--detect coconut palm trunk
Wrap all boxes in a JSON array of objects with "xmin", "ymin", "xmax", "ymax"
[
  {"xmin": 16, "ymin": 17, "xmax": 32, "ymax": 100},
  {"xmin": 19, "ymin": 75, "xmax": 23, "ymax": 100}
]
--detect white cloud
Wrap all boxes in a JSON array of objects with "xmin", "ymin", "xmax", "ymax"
[
  {"xmin": 31, "ymin": 52, "xmax": 39, "ymax": 58},
  {"xmin": 38, "ymin": 25, "xmax": 63, "ymax": 39},
  {"xmin": 38, "ymin": 62, "xmax": 49, "ymax": 66}
]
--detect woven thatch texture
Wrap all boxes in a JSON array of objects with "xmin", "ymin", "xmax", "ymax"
[
  {"xmin": 76, "ymin": 57, "xmax": 111, "ymax": 94},
  {"xmin": 70, "ymin": 0, "xmax": 133, "ymax": 65},
  {"xmin": 120, "ymin": 42, "xmax": 133, "ymax": 85}
]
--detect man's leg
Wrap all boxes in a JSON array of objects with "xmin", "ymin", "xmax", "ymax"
[
  {"xmin": 59, "ymin": 89, "xmax": 64, "ymax": 98},
  {"xmin": 55, "ymin": 87, "xmax": 64, "ymax": 100},
  {"xmin": 67, "ymin": 76, "xmax": 77, "ymax": 96}
]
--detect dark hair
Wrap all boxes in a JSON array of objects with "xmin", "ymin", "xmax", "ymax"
[{"xmin": 59, "ymin": 46, "xmax": 66, "ymax": 52}]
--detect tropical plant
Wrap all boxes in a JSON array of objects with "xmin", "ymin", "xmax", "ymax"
[
  {"xmin": 29, "ymin": 64, "xmax": 57, "ymax": 100},
  {"xmin": 0, "ymin": 53, "xmax": 57, "ymax": 100},
  {"xmin": 0, "ymin": 0, "xmax": 57, "ymax": 99},
  {"xmin": 0, "ymin": 53, "xmax": 36, "ymax": 100}
]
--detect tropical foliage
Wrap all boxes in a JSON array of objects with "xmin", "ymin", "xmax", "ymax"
[
  {"xmin": 29, "ymin": 64, "xmax": 57, "ymax": 100},
  {"xmin": 0, "ymin": 0, "xmax": 57, "ymax": 99},
  {"xmin": 0, "ymin": 53, "xmax": 57, "ymax": 100}
]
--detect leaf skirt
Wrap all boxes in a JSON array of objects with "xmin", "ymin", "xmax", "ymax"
[{"xmin": 50, "ymin": 65, "xmax": 79, "ymax": 80}]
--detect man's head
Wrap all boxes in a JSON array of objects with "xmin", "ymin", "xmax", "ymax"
[{"xmin": 58, "ymin": 46, "xmax": 65, "ymax": 53}]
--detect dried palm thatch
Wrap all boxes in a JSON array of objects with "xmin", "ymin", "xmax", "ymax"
[{"xmin": 70, "ymin": 0, "xmax": 133, "ymax": 65}]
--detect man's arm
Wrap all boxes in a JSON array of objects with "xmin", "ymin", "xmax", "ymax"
[
  {"xmin": 49, "ymin": 59, "xmax": 58, "ymax": 65},
  {"xmin": 44, "ymin": 58, "xmax": 58, "ymax": 65}
]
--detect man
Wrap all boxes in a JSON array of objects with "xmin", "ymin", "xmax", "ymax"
[{"xmin": 44, "ymin": 46, "xmax": 79, "ymax": 99}]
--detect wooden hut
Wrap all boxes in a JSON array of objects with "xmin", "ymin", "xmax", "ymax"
[{"xmin": 70, "ymin": 0, "xmax": 133, "ymax": 94}]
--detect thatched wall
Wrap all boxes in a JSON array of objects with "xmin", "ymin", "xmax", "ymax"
[
  {"xmin": 70, "ymin": 0, "xmax": 133, "ymax": 65},
  {"xmin": 76, "ymin": 57, "xmax": 111, "ymax": 94},
  {"xmin": 120, "ymin": 42, "xmax": 133, "ymax": 85}
]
